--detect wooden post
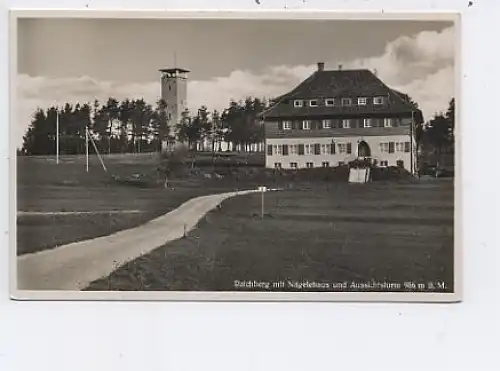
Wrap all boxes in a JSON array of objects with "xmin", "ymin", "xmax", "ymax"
[
  {"xmin": 85, "ymin": 127, "xmax": 89, "ymax": 172},
  {"xmin": 259, "ymin": 186, "xmax": 267, "ymax": 219},
  {"xmin": 56, "ymin": 109, "xmax": 59, "ymax": 164},
  {"xmin": 261, "ymin": 190, "xmax": 264, "ymax": 220}
]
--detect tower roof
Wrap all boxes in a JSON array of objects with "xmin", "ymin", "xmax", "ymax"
[{"xmin": 159, "ymin": 68, "xmax": 190, "ymax": 74}]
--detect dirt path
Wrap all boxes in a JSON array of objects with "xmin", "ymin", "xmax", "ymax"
[{"xmin": 17, "ymin": 189, "xmax": 268, "ymax": 291}]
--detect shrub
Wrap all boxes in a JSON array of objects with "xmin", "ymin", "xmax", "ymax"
[{"xmin": 348, "ymin": 158, "xmax": 375, "ymax": 169}]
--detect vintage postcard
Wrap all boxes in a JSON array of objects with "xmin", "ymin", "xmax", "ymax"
[{"xmin": 9, "ymin": 10, "xmax": 460, "ymax": 302}]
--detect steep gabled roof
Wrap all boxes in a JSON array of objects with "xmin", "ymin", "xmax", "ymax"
[{"xmin": 261, "ymin": 68, "xmax": 422, "ymax": 119}]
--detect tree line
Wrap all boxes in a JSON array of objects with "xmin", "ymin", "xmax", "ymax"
[
  {"xmin": 20, "ymin": 97, "xmax": 268, "ymax": 156},
  {"xmin": 415, "ymin": 97, "xmax": 455, "ymax": 166},
  {"xmin": 19, "ymin": 93, "xmax": 454, "ymax": 163}
]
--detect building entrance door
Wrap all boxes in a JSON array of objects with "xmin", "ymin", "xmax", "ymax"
[{"xmin": 357, "ymin": 140, "xmax": 371, "ymax": 158}]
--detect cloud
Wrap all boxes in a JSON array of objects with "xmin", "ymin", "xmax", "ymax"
[{"xmin": 14, "ymin": 26, "xmax": 454, "ymax": 148}]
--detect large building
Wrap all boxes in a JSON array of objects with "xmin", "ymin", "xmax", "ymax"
[
  {"xmin": 260, "ymin": 62, "xmax": 423, "ymax": 174},
  {"xmin": 159, "ymin": 67, "xmax": 189, "ymax": 151}
]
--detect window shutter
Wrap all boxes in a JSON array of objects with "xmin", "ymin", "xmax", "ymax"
[
  {"xmin": 283, "ymin": 144, "xmax": 289, "ymax": 156},
  {"xmin": 314, "ymin": 143, "xmax": 321, "ymax": 155},
  {"xmin": 404, "ymin": 141, "xmax": 410, "ymax": 152},
  {"xmin": 298, "ymin": 144, "xmax": 305, "ymax": 155},
  {"xmin": 347, "ymin": 143, "xmax": 352, "ymax": 154},
  {"xmin": 389, "ymin": 142, "xmax": 395, "ymax": 153},
  {"xmin": 330, "ymin": 142, "xmax": 336, "ymax": 154},
  {"xmin": 278, "ymin": 121, "xmax": 283, "ymax": 131},
  {"xmin": 267, "ymin": 145, "xmax": 273, "ymax": 155}
]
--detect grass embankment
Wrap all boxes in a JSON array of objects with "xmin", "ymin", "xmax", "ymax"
[
  {"xmin": 86, "ymin": 178, "xmax": 454, "ymax": 293},
  {"xmin": 16, "ymin": 152, "xmax": 266, "ymax": 255}
]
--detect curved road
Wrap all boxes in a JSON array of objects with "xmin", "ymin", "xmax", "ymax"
[{"xmin": 17, "ymin": 189, "xmax": 272, "ymax": 291}]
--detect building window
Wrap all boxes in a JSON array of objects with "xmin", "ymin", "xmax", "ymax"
[
  {"xmin": 342, "ymin": 119, "xmax": 351, "ymax": 129},
  {"xmin": 322, "ymin": 161, "xmax": 330, "ymax": 168},
  {"xmin": 294, "ymin": 100, "xmax": 304, "ymax": 107},
  {"xmin": 379, "ymin": 143, "xmax": 389, "ymax": 153},
  {"xmin": 380, "ymin": 160, "xmax": 389, "ymax": 167},
  {"xmin": 274, "ymin": 162, "xmax": 282, "ymax": 169},
  {"xmin": 338, "ymin": 143, "xmax": 347, "ymax": 154},
  {"xmin": 306, "ymin": 162, "xmax": 314, "ymax": 168},
  {"xmin": 363, "ymin": 118, "xmax": 372, "ymax": 128},
  {"xmin": 338, "ymin": 161, "xmax": 345, "ymax": 166},
  {"xmin": 397, "ymin": 160, "xmax": 404, "ymax": 168},
  {"xmin": 358, "ymin": 97, "xmax": 367, "ymax": 105},
  {"xmin": 341, "ymin": 98, "xmax": 352, "ymax": 106},
  {"xmin": 282, "ymin": 144, "xmax": 289, "ymax": 156},
  {"xmin": 384, "ymin": 118, "xmax": 392, "ymax": 127},
  {"xmin": 302, "ymin": 120, "xmax": 311, "ymax": 130},
  {"xmin": 396, "ymin": 142, "xmax": 405, "ymax": 152},
  {"xmin": 404, "ymin": 142, "xmax": 411, "ymax": 153},
  {"xmin": 290, "ymin": 144, "xmax": 298, "ymax": 155},
  {"xmin": 373, "ymin": 96, "xmax": 385, "ymax": 105},
  {"xmin": 325, "ymin": 98, "xmax": 335, "ymax": 106},
  {"xmin": 290, "ymin": 162, "xmax": 298, "ymax": 169},
  {"xmin": 309, "ymin": 99, "xmax": 318, "ymax": 107},
  {"xmin": 346, "ymin": 142, "xmax": 352, "ymax": 154},
  {"xmin": 314, "ymin": 143, "xmax": 321, "ymax": 155},
  {"xmin": 274, "ymin": 144, "xmax": 282, "ymax": 155},
  {"xmin": 298, "ymin": 144, "xmax": 305, "ymax": 155},
  {"xmin": 321, "ymin": 144, "xmax": 330, "ymax": 155},
  {"xmin": 283, "ymin": 121, "xmax": 292, "ymax": 130},
  {"xmin": 305, "ymin": 144, "xmax": 313, "ymax": 155},
  {"xmin": 322, "ymin": 119, "xmax": 332, "ymax": 129},
  {"xmin": 388, "ymin": 142, "xmax": 395, "ymax": 153},
  {"xmin": 267, "ymin": 144, "xmax": 273, "ymax": 155}
]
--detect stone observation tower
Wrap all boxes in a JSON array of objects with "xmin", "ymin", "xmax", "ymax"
[{"xmin": 159, "ymin": 67, "xmax": 189, "ymax": 151}]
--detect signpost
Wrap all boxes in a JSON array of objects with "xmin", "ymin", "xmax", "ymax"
[{"xmin": 258, "ymin": 186, "xmax": 267, "ymax": 219}]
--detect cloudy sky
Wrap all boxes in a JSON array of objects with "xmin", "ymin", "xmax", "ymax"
[{"xmin": 16, "ymin": 18, "xmax": 455, "ymax": 147}]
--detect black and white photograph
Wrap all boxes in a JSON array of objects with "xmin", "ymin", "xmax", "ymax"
[{"xmin": 10, "ymin": 11, "xmax": 459, "ymax": 301}]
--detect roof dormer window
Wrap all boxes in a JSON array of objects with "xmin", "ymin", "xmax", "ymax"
[
  {"xmin": 325, "ymin": 98, "xmax": 335, "ymax": 107},
  {"xmin": 358, "ymin": 97, "xmax": 367, "ymax": 105},
  {"xmin": 309, "ymin": 99, "xmax": 318, "ymax": 107},
  {"xmin": 294, "ymin": 100, "xmax": 304, "ymax": 108},
  {"xmin": 373, "ymin": 96, "xmax": 385, "ymax": 105},
  {"xmin": 341, "ymin": 98, "xmax": 352, "ymax": 106}
]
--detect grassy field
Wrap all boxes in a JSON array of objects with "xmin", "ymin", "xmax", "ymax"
[
  {"xmin": 86, "ymin": 178, "xmax": 455, "ymax": 293},
  {"xmin": 16, "ymin": 152, "xmax": 266, "ymax": 255}
]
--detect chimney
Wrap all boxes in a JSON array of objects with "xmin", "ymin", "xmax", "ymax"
[
  {"xmin": 338, "ymin": 64, "xmax": 343, "ymax": 71},
  {"xmin": 317, "ymin": 62, "xmax": 325, "ymax": 72}
]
